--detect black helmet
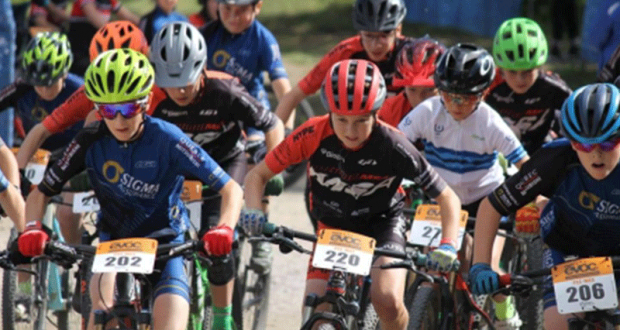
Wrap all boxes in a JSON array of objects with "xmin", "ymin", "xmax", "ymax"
[
  {"xmin": 434, "ymin": 43, "xmax": 496, "ymax": 95},
  {"xmin": 561, "ymin": 83, "xmax": 620, "ymax": 144},
  {"xmin": 352, "ymin": 0, "xmax": 407, "ymax": 32}
]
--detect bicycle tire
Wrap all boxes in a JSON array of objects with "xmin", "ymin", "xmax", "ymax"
[
  {"xmin": 239, "ymin": 269, "xmax": 270, "ymax": 330},
  {"xmin": 360, "ymin": 302, "xmax": 380, "ymax": 330},
  {"xmin": 189, "ymin": 255, "xmax": 213, "ymax": 330},
  {"xmin": 517, "ymin": 237, "xmax": 544, "ymax": 330},
  {"xmin": 407, "ymin": 286, "xmax": 440, "ymax": 330},
  {"xmin": 282, "ymin": 99, "xmax": 315, "ymax": 188},
  {"xmin": 56, "ymin": 269, "xmax": 81, "ymax": 330}
]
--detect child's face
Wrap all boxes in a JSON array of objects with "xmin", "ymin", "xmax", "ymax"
[
  {"xmin": 404, "ymin": 86, "xmax": 438, "ymax": 109},
  {"xmin": 100, "ymin": 104, "xmax": 146, "ymax": 142},
  {"xmin": 34, "ymin": 76, "xmax": 65, "ymax": 101},
  {"xmin": 360, "ymin": 29, "xmax": 398, "ymax": 62},
  {"xmin": 330, "ymin": 112, "xmax": 375, "ymax": 149},
  {"xmin": 571, "ymin": 138, "xmax": 620, "ymax": 180},
  {"xmin": 218, "ymin": 2, "xmax": 261, "ymax": 34},
  {"xmin": 500, "ymin": 68, "xmax": 539, "ymax": 94},
  {"xmin": 440, "ymin": 91, "xmax": 482, "ymax": 121},
  {"xmin": 156, "ymin": 0, "xmax": 178, "ymax": 14},
  {"xmin": 163, "ymin": 76, "xmax": 203, "ymax": 107}
]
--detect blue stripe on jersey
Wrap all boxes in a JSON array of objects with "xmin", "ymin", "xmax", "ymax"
[
  {"xmin": 0, "ymin": 171, "xmax": 8, "ymax": 193},
  {"xmin": 505, "ymin": 146, "xmax": 528, "ymax": 163},
  {"xmin": 423, "ymin": 141, "xmax": 497, "ymax": 173}
]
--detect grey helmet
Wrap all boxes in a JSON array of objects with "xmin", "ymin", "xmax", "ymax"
[
  {"xmin": 352, "ymin": 0, "xmax": 407, "ymax": 32},
  {"xmin": 149, "ymin": 22, "xmax": 207, "ymax": 88}
]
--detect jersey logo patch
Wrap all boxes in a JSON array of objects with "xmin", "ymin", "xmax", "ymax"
[{"xmin": 309, "ymin": 166, "xmax": 395, "ymax": 199}]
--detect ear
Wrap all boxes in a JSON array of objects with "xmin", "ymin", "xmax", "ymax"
[
  {"xmin": 395, "ymin": 24, "xmax": 403, "ymax": 37},
  {"xmin": 254, "ymin": 1, "xmax": 263, "ymax": 13}
]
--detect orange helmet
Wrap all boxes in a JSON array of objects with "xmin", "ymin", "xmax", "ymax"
[
  {"xmin": 89, "ymin": 21, "xmax": 149, "ymax": 61},
  {"xmin": 393, "ymin": 38, "xmax": 445, "ymax": 87}
]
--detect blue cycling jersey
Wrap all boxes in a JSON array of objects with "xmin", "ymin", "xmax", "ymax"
[
  {"xmin": 0, "ymin": 73, "xmax": 84, "ymax": 151},
  {"xmin": 488, "ymin": 138, "xmax": 620, "ymax": 256},
  {"xmin": 39, "ymin": 116, "xmax": 231, "ymax": 239},
  {"xmin": 0, "ymin": 137, "xmax": 7, "ymax": 193},
  {"xmin": 201, "ymin": 20, "xmax": 288, "ymax": 109},
  {"xmin": 139, "ymin": 7, "xmax": 188, "ymax": 46}
]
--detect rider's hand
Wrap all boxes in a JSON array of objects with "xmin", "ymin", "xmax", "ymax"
[
  {"xmin": 264, "ymin": 174, "xmax": 284, "ymax": 196},
  {"xmin": 427, "ymin": 241, "xmax": 458, "ymax": 272},
  {"xmin": 19, "ymin": 170, "xmax": 33, "ymax": 198},
  {"xmin": 469, "ymin": 263, "xmax": 500, "ymax": 295},
  {"xmin": 18, "ymin": 221, "xmax": 50, "ymax": 257},
  {"xmin": 201, "ymin": 224, "xmax": 234, "ymax": 256},
  {"xmin": 239, "ymin": 209, "xmax": 266, "ymax": 236},
  {"xmin": 515, "ymin": 202, "xmax": 540, "ymax": 236}
]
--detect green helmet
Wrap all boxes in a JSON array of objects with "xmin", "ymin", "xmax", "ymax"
[
  {"xmin": 493, "ymin": 17, "xmax": 548, "ymax": 70},
  {"xmin": 21, "ymin": 32, "xmax": 73, "ymax": 86},
  {"xmin": 85, "ymin": 48, "xmax": 154, "ymax": 104}
]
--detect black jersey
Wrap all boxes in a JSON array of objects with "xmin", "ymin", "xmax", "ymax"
[
  {"xmin": 152, "ymin": 70, "xmax": 278, "ymax": 163},
  {"xmin": 486, "ymin": 71, "xmax": 571, "ymax": 154}
]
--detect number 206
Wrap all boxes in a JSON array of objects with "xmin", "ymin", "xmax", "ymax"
[{"xmin": 566, "ymin": 283, "xmax": 605, "ymax": 302}]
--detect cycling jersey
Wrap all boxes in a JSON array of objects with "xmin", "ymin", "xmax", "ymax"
[
  {"xmin": 41, "ymin": 85, "xmax": 167, "ymax": 134},
  {"xmin": 485, "ymin": 70, "xmax": 571, "ymax": 154},
  {"xmin": 598, "ymin": 44, "xmax": 620, "ymax": 82},
  {"xmin": 377, "ymin": 91, "xmax": 410, "ymax": 127},
  {"xmin": 0, "ymin": 137, "xmax": 7, "ymax": 193},
  {"xmin": 398, "ymin": 96, "xmax": 528, "ymax": 205},
  {"xmin": 30, "ymin": 0, "xmax": 70, "ymax": 28},
  {"xmin": 0, "ymin": 74, "xmax": 84, "ymax": 151},
  {"xmin": 298, "ymin": 35, "xmax": 413, "ymax": 96},
  {"xmin": 265, "ymin": 115, "xmax": 447, "ymax": 228},
  {"xmin": 151, "ymin": 70, "xmax": 279, "ymax": 163},
  {"xmin": 200, "ymin": 20, "xmax": 288, "ymax": 110},
  {"xmin": 38, "ymin": 116, "xmax": 230, "ymax": 239},
  {"xmin": 188, "ymin": 12, "xmax": 209, "ymax": 28},
  {"xmin": 67, "ymin": 0, "xmax": 120, "ymax": 75},
  {"xmin": 139, "ymin": 7, "xmax": 188, "ymax": 45},
  {"xmin": 488, "ymin": 139, "xmax": 620, "ymax": 256}
]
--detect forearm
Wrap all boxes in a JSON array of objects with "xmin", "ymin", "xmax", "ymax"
[
  {"xmin": 435, "ymin": 187, "xmax": 460, "ymax": 243},
  {"xmin": 217, "ymin": 180, "xmax": 243, "ymax": 228},
  {"xmin": 0, "ymin": 146, "xmax": 19, "ymax": 186},
  {"xmin": 46, "ymin": 3, "xmax": 70, "ymax": 22},
  {"xmin": 0, "ymin": 186, "xmax": 25, "ymax": 232},
  {"xmin": 515, "ymin": 155, "xmax": 530, "ymax": 169},
  {"xmin": 25, "ymin": 188, "xmax": 50, "ymax": 225},
  {"xmin": 271, "ymin": 78, "xmax": 291, "ymax": 102},
  {"xmin": 116, "ymin": 7, "xmax": 140, "ymax": 25},
  {"xmin": 243, "ymin": 166, "xmax": 271, "ymax": 210},
  {"xmin": 274, "ymin": 86, "xmax": 306, "ymax": 128},
  {"xmin": 264, "ymin": 119, "xmax": 284, "ymax": 152},
  {"xmin": 472, "ymin": 198, "xmax": 502, "ymax": 264},
  {"xmin": 17, "ymin": 123, "xmax": 51, "ymax": 169}
]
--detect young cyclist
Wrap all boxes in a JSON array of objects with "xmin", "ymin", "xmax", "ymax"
[
  {"xmin": 377, "ymin": 38, "xmax": 445, "ymax": 127},
  {"xmin": 0, "ymin": 136, "xmax": 25, "ymax": 233},
  {"xmin": 16, "ymin": 48, "xmax": 244, "ymax": 330},
  {"xmin": 189, "ymin": 0, "xmax": 218, "ymax": 28},
  {"xmin": 242, "ymin": 59, "xmax": 462, "ymax": 330},
  {"xmin": 139, "ymin": 0, "xmax": 188, "ymax": 43},
  {"xmin": 149, "ymin": 21, "xmax": 284, "ymax": 328},
  {"xmin": 16, "ymin": 21, "xmax": 154, "ymax": 171},
  {"xmin": 398, "ymin": 43, "xmax": 529, "ymax": 329},
  {"xmin": 274, "ymin": 0, "xmax": 410, "ymax": 128},
  {"xmin": 488, "ymin": 17, "xmax": 572, "ymax": 155},
  {"xmin": 470, "ymin": 82, "xmax": 620, "ymax": 330},
  {"xmin": 0, "ymin": 31, "xmax": 84, "ymax": 244},
  {"xmin": 29, "ymin": 0, "xmax": 70, "ymax": 32}
]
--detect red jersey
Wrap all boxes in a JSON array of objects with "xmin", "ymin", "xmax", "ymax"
[
  {"xmin": 298, "ymin": 35, "xmax": 413, "ymax": 96},
  {"xmin": 70, "ymin": 0, "xmax": 119, "ymax": 22},
  {"xmin": 377, "ymin": 91, "xmax": 411, "ymax": 127},
  {"xmin": 42, "ymin": 86, "xmax": 167, "ymax": 134}
]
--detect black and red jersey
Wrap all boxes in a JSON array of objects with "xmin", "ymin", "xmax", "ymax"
[
  {"xmin": 485, "ymin": 70, "xmax": 571, "ymax": 154},
  {"xmin": 298, "ymin": 35, "xmax": 413, "ymax": 96},
  {"xmin": 265, "ymin": 115, "xmax": 447, "ymax": 228},
  {"xmin": 152, "ymin": 70, "xmax": 278, "ymax": 163}
]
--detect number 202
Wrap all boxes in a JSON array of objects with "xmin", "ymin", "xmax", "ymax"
[
  {"xmin": 324, "ymin": 251, "xmax": 360, "ymax": 266},
  {"xmin": 104, "ymin": 256, "xmax": 142, "ymax": 267}
]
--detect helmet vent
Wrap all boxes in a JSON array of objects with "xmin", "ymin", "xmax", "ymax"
[
  {"xmin": 126, "ymin": 75, "xmax": 140, "ymax": 96},
  {"xmin": 119, "ymin": 71, "xmax": 129, "ymax": 88},
  {"xmin": 106, "ymin": 70, "xmax": 116, "ymax": 92},
  {"xmin": 516, "ymin": 24, "xmax": 522, "ymax": 34},
  {"xmin": 502, "ymin": 32, "xmax": 512, "ymax": 40},
  {"xmin": 87, "ymin": 80, "xmax": 99, "ymax": 97},
  {"xmin": 528, "ymin": 30, "xmax": 537, "ymax": 37},
  {"xmin": 141, "ymin": 75, "xmax": 153, "ymax": 94},
  {"xmin": 505, "ymin": 50, "xmax": 514, "ymax": 61},
  {"xmin": 518, "ymin": 44, "xmax": 524, "ymax": 59},
  {"xmin": 121, "ymin": 39, "xmax": 130, "ymax": 49},
  {"xmin": 95, "ymin": 73, "xmax": 104, "ymax": 94},
  {"xmin": 160, "ymin": 47, "xmax": 167, "ymax": 61},
  {"xmin": 183, "ymin": 46, "xmax": 190, "ymax": 61}
]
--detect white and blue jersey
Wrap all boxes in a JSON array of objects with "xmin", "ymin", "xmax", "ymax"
[
  {"xmin": 398, "ymin": 96, "xmax": 528, "ymax": 205},
  {"xmin": 38, "ymin": 116, "xmax": 230, "ymax": 239},
  {"xmin": 0, "ymin": 137, "xmax": 8, "ymax": 193},
  {"xmin": 200, "ymin": 20, "xmax": 288, "ymax": 110}
]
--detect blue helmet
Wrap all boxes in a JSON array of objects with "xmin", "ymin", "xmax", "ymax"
[{"xmin": 561, "ymin": 83, "xmax": 620, "ymax": 144}]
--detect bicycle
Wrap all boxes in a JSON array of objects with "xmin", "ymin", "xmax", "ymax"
[{"xmin": 499, "ymin": 256, "xmax": 620, "ymax": 330}]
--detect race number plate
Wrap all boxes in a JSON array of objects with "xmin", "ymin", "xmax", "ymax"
[
  {"xmin": 552, "ymin": 257, "xmax": 618, "ymax": 314},
  {"xmin": 181, "ymin": 180, "xmax": 203, "ymax": 229},
  {"xmin": 408, "ymin": 204, "xmax": 467, "ymax": 250},
  {"xmin": 12, "ymin": 148, "xmax": 50, "ymax": 185},
  {"xmin": 92, "ymin": 238, "xmax": 158, "ymax": 274},
  {"xmin": 312, "ymin": 229, "xmax": 375, "ymax": 276},
  {"xmin": 72, "ymin": 191, "xmax": 100, "ymax": 213}
]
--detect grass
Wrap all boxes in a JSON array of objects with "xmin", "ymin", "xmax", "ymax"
[{"xmin": 120, "ymin": 0, "xmax": 597, "ymax": 89}]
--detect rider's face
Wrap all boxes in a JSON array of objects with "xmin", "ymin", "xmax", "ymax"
[
  {"xmin": 440, "ymin": 91, "xmax": 482, "ymax": 121},
  {"xmin": 501, "ymin": 68, "xmax": 539, "ymax": 94},
  {"xmin": 156, "ymin": 0, "xmax": 178, "ymax": 14},
  {"xmin": 34, "ymin": 76, "xmax": 65, "ymax": 101},
  {"xmin": 572, "ymin": 139, "xmax": 620, "ymax": 180},
  {"xmin": 360, "ymin": 29, "xmax": 399, "ymax": 62},
  {"xmin": 330, "ymin": 112, "xmax": 375, "ymax": 149},
  {"xmin": 404, "ymin": 86, "xmax": 438, "ymax": 109},
  {"xmin": 218, "ymin": 2, "xmax": 261, "ymax": 34},
  {"xmin": 163, "ymin": 78, "xmax": 202, "ymax": 107},
  {"xmin": 102, "ymin": 110, "xmax": 145, "ymax": 142}
]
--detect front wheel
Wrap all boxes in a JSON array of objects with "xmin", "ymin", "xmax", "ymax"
[{"xmin": 407, "ymin": 286, "xmax": 440, "ymax": 330}]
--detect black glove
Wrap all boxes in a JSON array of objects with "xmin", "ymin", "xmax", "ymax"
[
  {"xmin": 8, "ymin": 238, "xmax": 32, "ymax": 266},
  {"xmin": 19, "ymin": 169, "xmax": 33, "ymax": 198}
]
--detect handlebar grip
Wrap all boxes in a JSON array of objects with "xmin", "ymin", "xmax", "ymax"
[
  {"xmin": 414, "ymin": 253, "xmax": 460, "ymax": 272},
  {"xmin": 262, "ymin": 222, "xmax": 277, "ymax": 235},
  {"xmin": 499, "ymin": 274, "xmax": 511, "ymax": 287}
]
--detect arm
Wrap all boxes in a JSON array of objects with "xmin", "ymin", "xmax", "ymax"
[
  {"xmin": 514, "ymin": 155, "xmax": 529, "ymax": 169},
  {"xmin": 115, "ymin": 6, "xmax": 140, "ymax": 25},
  {"xmin": 216, "ymin": 179, "xmax": 243, "ymax": 228},
  {"xmin": 434, "ymin": 185, "xmax": 461, "ymax": 244},
  {"xmin": 0, "ymin": 185, "xmax": 26, "ymax": 232},
  {"xmin": 31, "ymin": 14, "xmax": 61, "ymax": 30},
  {"xmin": 472, "ymin": 197, "xmax": 502, "ymax": 264},
  {"xmin": 0, "ymin": 145, "xmax": 19, "ymax": 186},
  {"xmin": 263, "ymin": 118, "xmax": 284, "ymax": 152},
  {"xmin": 85, "ymin": 109, "xmax": 100, "ymax": 126},
  {"xmin": 45, "ymin": 3, "xmax": 71, "ymax": 23},
  {"xmin": 244, "ymin": 161, "xmax": 276, "ymax": 210},
  {"xmin": 24, "ymin": 188, "xmax": 51, "ymax": 228},
  {"xmin": 82, "ymin": 2, "xmax": 109, "ymax": 29},
  {"xmin": 16, "ymin": 123, "xmax": 52, "ymax": 169},
  {"xmin": 274, "ymin": 86, "xmax": 307, "ymax": 129},
  {"xmin": 271, "ymin": 78, "xmax": 291, "ymax": 104}
]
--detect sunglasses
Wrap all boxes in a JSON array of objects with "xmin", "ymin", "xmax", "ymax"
[
  {"xmin": 571, "ymin": 137, "xmax": 620, "ymax": 152},
  {"xmin": 440, "ymin": 91, "xmax": 481, "ymax": 106},
  {"xmin": 96, "ymin": 98, "xmax": 147, "ymax": 120}
]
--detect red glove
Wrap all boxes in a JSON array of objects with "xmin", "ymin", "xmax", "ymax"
[
  {"xmin": 202, "ymin": 225, "xmax": 234, "ymax": 256},
  {"xmin": 18, "ymin": 221, "xmax": 50, "ymax": 257},
  {"xmin": 515, "ymin": 202, "xmax": 540, "ymax": 236}
]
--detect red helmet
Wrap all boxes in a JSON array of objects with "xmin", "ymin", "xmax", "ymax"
[
  {"xmin": 393, "ymin": 38, "xmax": 445, "ymax": 87},
  {"xmin": 320, "ymin": 59, "xmax": 387, "ymax": 116},
  {"xmin": 89, "ymin": 21, "xmax": 149, "ymax": 61}
]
